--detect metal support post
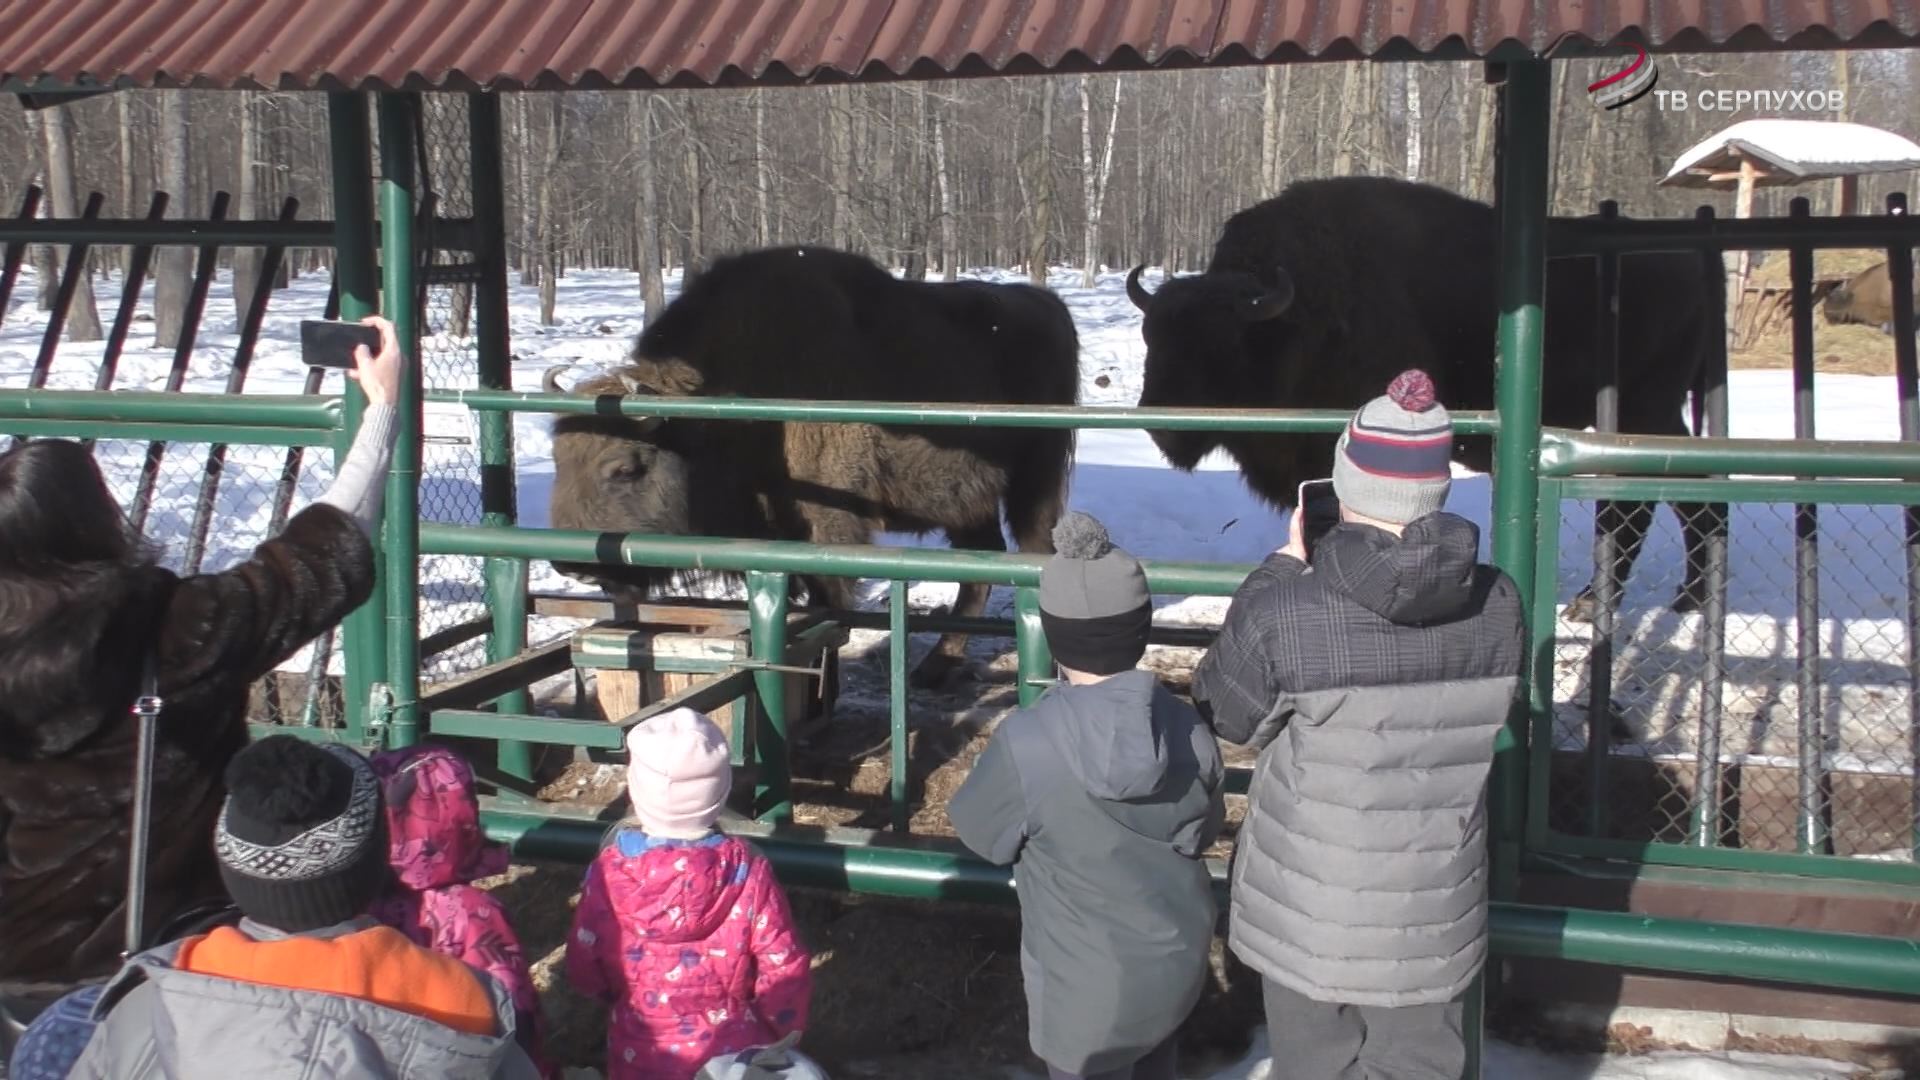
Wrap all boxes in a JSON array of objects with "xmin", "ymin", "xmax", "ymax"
[
  {"xmin": 1787, "ymin": 199, "xmax": 1829, "ymax": 855},
  {"xmin": 748, "ymin": 571, "xmax": 793, "ymax": 821},
  {"xmin": 328, "ymin": 92, "xmax": 385, "ymax": 744},
  {"xmin": 1489, "ymin": 59, "xmax": 1551, "ymax": 908},
  {"xmin": 468, "ymin": 91, "xmax": 532, "ymax": 779},
  {"xmin": 890, "ymin": 581, "xmax": 911, "ymax": 832},
  {"xmin": 1886, "ymin": 194, "xmax": 1920, "ymax": 859},
  {"xmin": 377, "ymin": 93, "xmax": 424, "ymax": 749}
]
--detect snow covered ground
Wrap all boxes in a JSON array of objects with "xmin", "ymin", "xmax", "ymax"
[{"xmin": 4, "ymin": 262, "xmax": 1907, "ymax": 1077}]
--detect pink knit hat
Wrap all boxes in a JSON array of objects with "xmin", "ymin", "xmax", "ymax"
[{"xmin": 625, "ymin": 708, "xmax": 733, "ymax": 839}]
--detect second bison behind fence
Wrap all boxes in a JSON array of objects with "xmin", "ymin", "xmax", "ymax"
[
  {"xmin": 1126, "ymin": 175, "xmax": 1726, "ymax": 625},
  {"xmin": 544, "ymin": 245, "xmax": 1081, "ymax": 689}
]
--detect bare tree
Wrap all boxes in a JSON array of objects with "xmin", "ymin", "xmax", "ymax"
[
  {"xmin": 1078, "ymin": 76, "xmax": 1123, "ymax": 288},
  {"xmin": 37, "ymin": 103, "xmax": 104, "ymax": 340},
  {"xmin": 154, "ymin": 93, "xmax": 192, "ymax": 349},
  {"xmin": 632, "ymin": 93, "xmax": 665, "ymax": 317},
  {"xmin": 1404, "ymin": 68, "xmax": 1424, "ymax": 181},
  {"xmin": 753, "ymin": 90, "xmax": 771, "ymax": 248},
  {"xmin": 932, "ymin": 93, "xmax": 956, "ymax": 280},
  {"xmin": 1023, "ymin": 81, "xmax": 1056, "ymax": 285},
  {"xmin": 233, "ymin": 91, "xmax": 264, "ymax": 320},
  {"xmin": 536, "ymin": 96, "xmax": 564, "ymax": 325}
]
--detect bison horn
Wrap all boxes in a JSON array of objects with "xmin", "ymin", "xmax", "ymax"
[
  {"xmin": 1237, "ymin": 272, "xmax": 1295, "ymax": 323},
  {"xmin": 542, "ymin": 364, "xmax": 571, "ymax": 394},
  {"xmin": 617, "ymin": 373, "xmax": 658, "ymax": 397},
  {"xmin": 1125, "ymin": 265, "xmax": 1153, "ymax": 311}
]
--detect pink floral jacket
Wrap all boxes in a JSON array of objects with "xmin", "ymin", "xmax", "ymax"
[
  {"xmin": 367, "ymin": 746, "xmax": 555, "ymax": 1078},
  {"xmin": 566, "ymin": 830, "xmax": 811, "ymax": 1080}
]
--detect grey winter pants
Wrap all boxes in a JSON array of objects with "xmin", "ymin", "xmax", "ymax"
[
  {"xmin": 1044, "ymin": 1034, "xmax": 1177, "ymax": 1080},
  {"xmin": 1262, "ymin": 979, "xmax": 1467, "ymax": 1079}
]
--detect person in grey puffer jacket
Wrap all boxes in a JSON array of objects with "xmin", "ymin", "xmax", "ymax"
[
  {"xmin": 1191, "ymin": 370, "xmax": 1525, "ymax": 1080},
  {"xmin": 950, "ymin": 512, "xmax": 1226, "ymax": 1080}
]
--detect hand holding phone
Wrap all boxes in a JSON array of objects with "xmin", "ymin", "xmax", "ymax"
[
  {"xmin": 300, "ymin": 319, "xmax": 382, "ymax": 370},
  {"xmin": 1295, "ymin": 478, "xmax": 1340, "ymax": 559},
  {"xmin": 302, "ymin": 317, "xmax": 402, "ymax": 406}
]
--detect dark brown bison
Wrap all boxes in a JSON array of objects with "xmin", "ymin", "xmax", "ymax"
[
  {"xmin": 1126, "ymin": 175, "xmax": 1722, "ymax": 622},
  {"xmin": 545, "ymin": 245, "xmax": 1080, "ymax": 688},
  {"xmin": 1823, "ymin": 259, "xmax": 1919, "ymax": 334}
]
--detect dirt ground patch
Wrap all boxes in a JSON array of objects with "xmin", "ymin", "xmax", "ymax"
[{"xmin": 1731, "ymin": 321, "xmax": 1903, "ymax": 376}]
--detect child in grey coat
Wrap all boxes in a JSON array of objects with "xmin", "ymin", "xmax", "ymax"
[{"xmin": 950, "ymin": 512, "xmax": 1226, "ymax": 1080}]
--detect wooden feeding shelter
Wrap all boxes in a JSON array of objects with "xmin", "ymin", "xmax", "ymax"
[{"xmin": 1659, "ymin": 118, "xmax": 1920, "ymax": 346}]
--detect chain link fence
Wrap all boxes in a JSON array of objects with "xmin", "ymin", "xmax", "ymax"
[
  {"xmin": 1545, "ymin": 494, "xmax": 1915, "ymax": 861},
  {"xmin": 413, "ymin": 93, "xmax": 494, "ymax": 682}
]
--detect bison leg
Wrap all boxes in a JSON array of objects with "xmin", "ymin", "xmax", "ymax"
[
  {"xmin": 908, "ymin": 521, "xmax": 1009, "ymax": 690},
  {"xmin": 1565, "ymin": 499, "xmax": 1654, "ymax": 624},
  {"xmin": 1005, "ymin": 433, "xmax": 1072, "ymax": 555}
]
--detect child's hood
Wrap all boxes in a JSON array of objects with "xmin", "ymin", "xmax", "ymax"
[
  {"xmin": 1041, "ymin": 668, "xmax": 1172, "ymax": 800},
  {"xmin": 371, "ymin": 746, "xmax": 511, "ymax": 891},
  {"xmin": 1037, "ymin": 668, "xmax": 1218, "ymax": 855},
  {"xmin": 598, "ymin": 831, "xmax": 755, "ymax": 943}
]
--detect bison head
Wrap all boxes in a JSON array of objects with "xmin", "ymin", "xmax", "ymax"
[
  {"xmin": 544, "ymin": 365, "xmax": 697, "ymax": 600},
  {"xmin": 1127, "ymin": 264, "xmax": 1294, "ymax": 471}
]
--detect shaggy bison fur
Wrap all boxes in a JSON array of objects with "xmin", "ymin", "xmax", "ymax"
[
  {"xmin": 1823, "ymin": 259, "xmax": 1919, "ymax": 335},
  {"xmin": 545, "ymin": 245, "xmax": 1080, "ymax": 688},
  {"xmin": 1127, "ymin": 175, "xmax": 1723, "ymax": 622}
]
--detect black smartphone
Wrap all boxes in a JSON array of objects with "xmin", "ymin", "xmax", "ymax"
[
  {"xmin": 300, "ymin": 319, "xmax": 381, "ymax": 370},
  {"xmin": 1296, "ymin": 478, "xmax": 1340, "ymax": 556}
]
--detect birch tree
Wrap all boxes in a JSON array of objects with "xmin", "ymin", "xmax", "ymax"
[
  {"xmin": 154, "ymin": 93, "xmax": 192, "ymax": 348},
  {"xmin": 1404, "ymin": 68, "xmax": 1423, "ymax": 181},
  {"xmin": 632, "ymin": 93, "xmax": 665, "ymax": 317},
  {"xmin": 753, "ymin": 90, "xmax": 771, "ymax": 247},
  {"xmin": 1078, "ymin": 76, "xmax": 1123, "ymax": 288}
]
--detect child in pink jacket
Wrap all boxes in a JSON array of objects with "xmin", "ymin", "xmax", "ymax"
[
  {"xmin": 566, "ymin": 709, "xmax": 812, "ymax": 1080},
  {"xmin": 367, "ymin": 744, "xmax": 555, "ymax": 1078}
]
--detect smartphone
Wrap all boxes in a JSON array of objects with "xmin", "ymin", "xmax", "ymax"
[
  {"xmin": 300, "ymin": 319, "xmax": 381, "ymax": 370},
  {"xmin": 1296, "ymin": 478, "xmax": 1340, "ymax": 556}
]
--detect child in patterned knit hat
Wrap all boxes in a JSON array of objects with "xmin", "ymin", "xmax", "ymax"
[
  {"xmin": 565, "ymin": 708, "xmax": 813, "ymax": 1080},
  {"xmin": 62, "ymin": 735, "xmax": 540, "ymax": 1078},
  {"xmin": 951, "ymin": 511, "xmax": 1226, "ymax": 1080}
]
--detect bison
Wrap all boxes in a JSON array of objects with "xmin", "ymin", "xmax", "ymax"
[
  {"xmin": 1126, "ymin": 175, "xmax": 1722, "ymax": 622},
  {"xmin": 1823, "ymin": 259, "xmax": 1919, "ymax": 334},
  {"xmin": 545, "ymin": 245, "xmax": 1080, "ymax": 688}
]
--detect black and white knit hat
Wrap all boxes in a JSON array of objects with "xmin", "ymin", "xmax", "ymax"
[
  {"xmin": 215, "ymin": 736, "xmax": 389, "ymax": 933},
  {"xmin": 1331, "ymin": 369, "xmax": 1454, "ymax": 525},
  {"xmin": 1038, "ymin": 511, "xmax": 1152, "ymax": 676}
]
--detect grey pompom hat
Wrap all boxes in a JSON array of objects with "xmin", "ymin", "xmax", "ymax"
[{"xmin": 1038, "ymin": 511, "xmax": 1152, "ymax": 675}]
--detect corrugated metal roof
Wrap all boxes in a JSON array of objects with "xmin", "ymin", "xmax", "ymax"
[{"xmin": 4, "ymin": 0, "xmax": 1918, "ymax": 92}]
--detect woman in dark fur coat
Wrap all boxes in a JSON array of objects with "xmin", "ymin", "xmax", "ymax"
[{"xmin": 0, "ymin": 316, "xmax": 402, "ymax": 1016}]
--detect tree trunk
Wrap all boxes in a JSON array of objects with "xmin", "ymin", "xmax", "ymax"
[
  {"xmin": 829, "ymin": 87, "xmax": 852, "ymax": 249},
  {"xmin": 1332, "ymin": 64, "xmax": 1362, "ymax": 175},
  {"xmin": 233, "ymin": 91, "xmax": 264, "ymax": 321},
  {"xmin": 154, "ymin": 94, "xmax": 193, "ymax": 348},
  {"xmin": 39, "ymin": 103, "xmax": 104, "ymax": 341},
  {"xmin": 1079, "ymin": 76, "xmax": 1123, "ymax": 288},
  {"xmin": 633, "ymin": 93, "xmax": 665, "ymax": 317},
  {"xmin": 1025, "ymin": 80, "xmax": 1055, "ymax": 286},
  {"xmin": 933, "ymin": 95, "xmax": 956, "ymax": 280},
  {"xmin": 753, "ymin": 91, "xmax": 771, "ymax": 248},
  {"xmin": 1467, "ymin": 82, "xmax": 1495, "ymax": 201},
  {"xmin": 1261, "ymin": 66, "xmax": 1291, "ymax": 194},
  {"xmin": 683, "ymin": 97, "xmax": 705, "ymax": 272},
  {"xmin": 117, "ymin": 92, "xmax": 136, "ymax": 275},
  {"xmin": 515, "ymin": 94, "xmax": 536, "ymax": 285},
  {"xmin": 1404, "ymin": 67, "xmax": 1423, "ymax": 181},
  {"xmin": 537, "ymin": 96, "xmax": 563, "ymax": 326}
]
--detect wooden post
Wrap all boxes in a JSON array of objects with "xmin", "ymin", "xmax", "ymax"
[
  {"xmin": 1731, "ymin": 157, "xmax": 1759, "ymax": 344},
  {"xmin": 1837, "ymin": 174, "xmax": 1859, "ymax": 217}
]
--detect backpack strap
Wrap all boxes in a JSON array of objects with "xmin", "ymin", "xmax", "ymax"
[{"xmin": 123, "ymin": 653, "xmax": 163, "ymax": 961}]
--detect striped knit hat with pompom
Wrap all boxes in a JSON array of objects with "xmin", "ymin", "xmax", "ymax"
[
  {"xmin": 1038, "ymin": 511, "xmax": 1152, "ymax": 676},
  {"xmin": 1331, "ymin": 369, "xmax": 1454, "ymax": 525}
]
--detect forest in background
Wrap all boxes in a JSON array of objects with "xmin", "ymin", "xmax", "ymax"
[{"xmin": 4, "ymin": 50, "xmax": 1917, "ymax": 341}]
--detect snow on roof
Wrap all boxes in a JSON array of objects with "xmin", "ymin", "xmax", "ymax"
[{"xmin": 1661, "ymin": 119, "xmax": 1920, "ymax": 187}]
